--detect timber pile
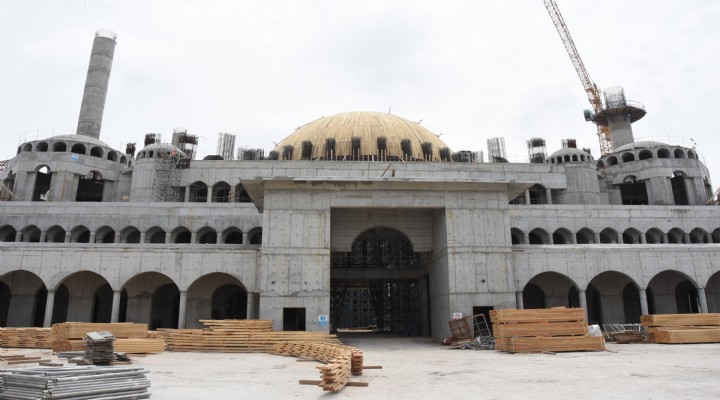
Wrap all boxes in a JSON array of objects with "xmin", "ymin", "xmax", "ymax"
[
  {"xmin": 0, "ymin": 366, "xmax": 150, "ymax": 399},
  {"xmin": 641, "ymin": 314, "xmax": 720, "ymax": 344},
  {"xmin": 0, "ymin": 328, "xmax": 53, "ymax": 349},
  {"xmin": 273, "ymin": 342, "xmax": 364, "ymax": 392},
  {"xmin": 53, "ymin": 338, "xmax": 166, "ymax": 353},
  {"xmin": 158, "ymin": 319, "xmax": 341, "ymax": 352},
  {"xmin": 491, "ymin": 308, "xmax": 605, "ymax": 353},
  {"xmin": 51, "ymin": 322, "xmax": 149, "ymax": 340}
]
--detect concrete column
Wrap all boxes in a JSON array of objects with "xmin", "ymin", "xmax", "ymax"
[
  {"xmin": 14, "ymin": 231, "xmax": 22, "ymax": 242},
  {"xmin": 64, "ymin": 234, "xmax": 71, "ymax": 243},
  {"xmin": 640, "ymin": 233, "xmax": 647, "ymax": 244},
  {"xmin": 515, "ymin": 291, "xmax": 524, "ymax": 309},
  {"xmin": 247, "ymin": 292, "xmax": 260, "ymax": 319},
  {"xmin": 545, "ymin": 188, "xmax": 553, "ymax": 205},
  {"xmin": 698, "ymin": 288, "xmax": 709, "ymax": 313},
  {"xmin": 524, "ymin": 190, "xmax": 531, "ymax": 205},
  {"xmin": 89, "ymin": 231, "xmax": 96, "ymax": 243},
  {"xmin": 114, "ymin": 234, "xmax": 121, "ymax": 244},
  {"xmin": 111, "ymin": 290, "xmax": 122, "ymax": 322},
  {"xmin": 140, "ymin": 232, "xmax": 146, "ymax": 243},
  {"xmin": 242, "ymin": 233, "xmax": 249, "ymax": 245},
  {"xmin": 683, "ymin": 233, "xmax": 691, "ymax": 244},
  {"xmin": 216, "ymin": 234, "xmax": 222, "ymax": 244},
  {"xmin": 39, "ymin": 231, "xmax": 47, "ymax": 242},
  {"xmin": 661, "ymin": 233, "xmax": 669, "ymax": 244},
  {"xmin": 43, "ymin": 290, "xmax": 56, "ymax": 328},
  {"xmin": 578, "ymin": 290, "xmax": 588, "ymax": 322},
  {"xmin": 617, "ymin": 234, "xmax": 624, "ymax": 244},
  {"xmin": 639, "ymin": 289, "xmax": 649, "ymax": 316},
  {"xmin": 523, "ymin": 232, "xmax": 529, "ymax": 245},
  {"xmin": 165, "ymin": 232, "xmax": 171, "ymax": 243},
  {"xmin": 594, "ymin": 232, "xmax": 601, "ymax": 244},
  {"xmin": 705, "ymin": 232, "xmax": 714, "ymax": 244},
  {"xmin": 178, "ymin": 291, "xmax": 188, "ymax": 329},
  {"xmin": 184, "ymin": 186, "xmax": 191, "ymax": 202},
  {"xmin": 571, "ymin": 233, "xmax": 577, "ymax": 244},
  {"xmin": 206, "ymin": 190, "xmax": 212, "ymax": 203},
  {"xmin": 191, "ymin": 232, "xmax": 197, "ymax": 243}
]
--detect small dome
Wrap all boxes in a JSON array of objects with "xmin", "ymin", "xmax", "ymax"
[
  {"xmin": 43, "ymin": 134, "xmax": 110, "ymax": 147},
  {"xmin": 548, "ymin": 147, "xmax": 590, "ymax": 159},
  {"xmin": 273, "ymin": 111, "xmax": 451, "ymax": 161},
  {"xmin": 613, "ymin": 141, "xmax": 668, "ymax": 152}
]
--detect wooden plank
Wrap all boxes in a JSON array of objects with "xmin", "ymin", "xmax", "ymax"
[
  {"xmin": 493, "ymin": 321, "xmax": 588, "ymax": 338},
  {"xmin": 497, "ymin": 336, "xmax": 605, "ymax": 353},
  {"xmin": 640, "ymin": 314, "xmax": 720, "ymax": 327},
  {"xmin": 490, "ymin": 308, "xmax": 585, "ymax": 324},
  {"xmin": 654, "ymin": 329, "xmax": 720, "ymax": 344}
]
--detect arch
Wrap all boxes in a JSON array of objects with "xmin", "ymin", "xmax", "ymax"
[
  {"xmin": 674, "ymin": 148, "xmax": 686, "ymax": 158},
  {"xmin": 57, "ymin": 270, "xmax": 112, "ymax": 323},
  {"xmin": 714, "ymin": 228, "xmax": 720, "ymax": 244},
  {"xmin": 189, "ymin": 181, "xmax": 208, "ymax": 203},
  {"xmin": 120, "ymin": 155, "xmax": 128, "ymax": 165},
  {"xmin": 528, "ymin": 184, "xmax": 547, "ymax": 204},
  {"xmin": 89, "ymin": 146, "xmax": 103, "ymax": 158},
  {"xmin": 647, "ymin": 270, "xmax": 699, "ymax": 314},
  {"xmin": 688, "ymin": 150, "xmax": 696, "ymax": 159},
  {"xmin": 248, "ymin": 227, "xmax": 262, "ymax": 245},
  {"xmin": 95, "ymin": 225, "xmax": 116, "ymax": 243},
  {"xmin": 120, "ymin": 271, "xmax": 177, "ymax": 325},
  {"xmin": 0, "ymin": 225, "xmax": 18, "ymax": 242},
  {"xmin": 657, "ymin": 148, "xmax": 670, "ymax": 158},
  {"xmin": 524, "ymin": 272, "xmax": 579, "ymax": 309},
  {"xmin": 585, "ymin": 284, "xmax": 603, "ymax": 325},
  {"xmin": 145, "ymin": 226, "xmax": 167, "ymax": 244},
  {"xmin": 120, "ymin": 226, "xmax": 141, "ymax": 244},
  {"xmin": 510, "ymin": 228, "xmax": 525, "ymax": 245},
  {"xmin": 0, "ymin": 270, "xmax": 46, "ymax": 327},
  {"xmin": 107, "ymin": 151, "xmax": 118, "ymax": 162},
  {"xmin": 588, "ymin": 271, "xmax": 641, "ymax": 324},
  {"xmin": 607, "ymin": 156, "xmax": 618, "ymax": 166},
  {"xmin": 186, "ymin": 273, "xmax": 248, "ymax": 325},
  {"xmin": 622, "ymin": 228, "xmax": 641, "ymax": 244},
  {"xmin": 53, "ymin": 142, "xmax": 67, "ymax": 152},
  {"xmin": 667, "ymin": 228, "xmax": 687, "ymax": 244},
  {"xmin": 71, "ymin": 143, "xmax": 86, "ymax": 154},
  {"xmin": 171, "ymin": 227, "xmax": 191, "ymax": 244},
  {"xmin": 148, "ymin": 150, "xmax": 155, "ymax": 158},
  {"xmin": 76, "ymin": 170, "xmax": 104, "ymax": 202},
  {"xmin": 645, "ymin": 228, "xmax": 665, "ymax": 244},
  {"xmin": 0, "ymin": 281, "xmax": 10, "ymax": 327},
  {"xmin": 137, "ymin": 151, "xmax": 145, "ymax": 160},
  {"xmin": 689, "ymin": 228, "xmax": 708, "ymax": 244},
  {"xmin": 599, "ymin": 228, "xmax": 619, "ymax": 244},
  {"xmin": 638, "ymin": 149, "xmax": 653, "ymax": 160},
  {"xmin": 621, "ymin": 152, "xmax": 635, "ymax": 162},
  {"xmin": 528, "ymin": 228, "xmax": 550, "ymax": 245},
  {"xmin": 211, "ymin": 181, "xmax": 231, "ymax": 203},
  {"xmin": 596, "ymin": 160, "xmax": 605, "ymax": 169},
  {"xmin": 45, "ymin": 225, "xmax": 67, "ymax": 243},
  {"xmin": 197, "ymin": 227, "xmax": 218, "ymax": 244},
  {"xmin": 552, "ymin": 228, "xmax": 572, "ymax": 245},
  {"xmin": 34, "ymin": 284, "xmax": 70, "ymax": 325},
  {"xmin": 70, "ymin": 225, "xmax": 91, "ymax": 243},
  {"xmin": 151, "ymin": 283, "xmax": 180, "ymax": 329},
  {"xmin": 235, "ymin": 184, "xmax": 252, "ymax": 203},
  {"xmin": 36, "ymin": 142, "xmax": 48, "ymax": 152},
  {"xmin": 706, "ymin": 271, "xmax": 720, "ymax": 313},
  {"xmin": 92, "ymin": 283, "xmax": 114, "ymax": 323},
  {"xmin": 222, "ymin": 227, "xmax": 243, "ymax": 244},
  {"xmin": 22, "ymin": 143, "xmax": 33, "ymax": 152},
  {"xmin": 20, "ymin": 225, "xmax": 41, "ymax": 242},
  {"xmin": 671, "ymin": 171, "xmax": 689, "ymax": 205},
  {"xmin": 212, "ymin": 284, "xmax": 248, "ymax": 319},
  {"xmin": 32, "ymin": 165, "xmax": 52, "ymax": 201},
  {"xmin": 575, "ymin": 228, "xmax": 596, "ymax": 244}
]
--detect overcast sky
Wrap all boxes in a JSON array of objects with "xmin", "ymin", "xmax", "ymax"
[{"xmin": 1, "ymin": 1, "xmax": 719, "ymax": 186}]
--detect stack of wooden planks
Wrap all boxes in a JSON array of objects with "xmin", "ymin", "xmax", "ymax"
[
  {"xmin": 158, "ymin": 320, "xmax": 341, "ymax": 352},
  {"xmin": 490, "ymin": 308, "xmax": 605, "ymax": 353},
  {"xmin": 273, "ymin": 341, "xmax": 364, "ymax": 392},
  {"xmin": 50, "ymin": 322, "xmax": 164, "ymax": 354},
  {"xmin": 641, "ymin": 313, "xmax": 720, "ymax": 344},
  {"xmin": 0, "ymin": 328, "xmax": 53, "ymax": 349}
]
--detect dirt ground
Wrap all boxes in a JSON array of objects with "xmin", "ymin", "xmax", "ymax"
[{"xmin": 2, "ymin": 335, "xmax": 719, "ymax": 399}]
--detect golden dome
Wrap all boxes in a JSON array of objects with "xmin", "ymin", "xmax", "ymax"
[{"xmin": 272, "ymin": 111, "xmax": 451, "ymax": 161}]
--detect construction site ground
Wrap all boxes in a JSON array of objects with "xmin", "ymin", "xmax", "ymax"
[{"xmin": 2, "ymin": 335, "xmax": 719, "ymax": 399}]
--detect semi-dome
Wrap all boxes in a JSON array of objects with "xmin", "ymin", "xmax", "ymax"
[{"xmin": 272, "ymin": 111, "xmax": 451, "ymax": 161}]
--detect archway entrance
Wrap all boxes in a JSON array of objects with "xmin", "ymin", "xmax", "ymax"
[
  {"xmin": 523, "ymin": 272, "xmax": 579, "ymax": 309},
  {"xmin": 330, "ymin": 227, "xmax": 427, "ymax": 335},
  {"xmin": 647, "ymin": 270, "xmax": 699, "ymax": 314}
]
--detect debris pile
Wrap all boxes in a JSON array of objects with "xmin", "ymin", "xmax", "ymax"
[
  {"xmin": 0, "ymin": 366, "xmax": 150, "ymax": 399},
  {"xmin": 642, "ymin": 313, "xmax": 720, "ymax": 344},
  {"xmin": 84, "ymin": 331, "xmax": 116, "ymax": 365},
  {"xmin": 491, "ymin": 308, "xmax": 605, "ymax": 353}
]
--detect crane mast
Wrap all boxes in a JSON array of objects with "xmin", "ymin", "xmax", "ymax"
[{"xmin": 543, "ymin": 0, "xmax": 613, "ymax": 156}]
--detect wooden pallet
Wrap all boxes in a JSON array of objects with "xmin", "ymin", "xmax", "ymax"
[{"xmin": 496, "ymin": 336, "xmax": 605, "ymax": 353}]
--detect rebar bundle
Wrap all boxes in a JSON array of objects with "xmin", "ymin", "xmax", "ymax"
[{"xmin": 0, "ymin": 366, "xmax": 150, "ymax": 399}]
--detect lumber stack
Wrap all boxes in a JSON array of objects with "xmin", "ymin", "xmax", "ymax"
[
  {"xmin": 51, "ymin": 322, "xmax": 149, "ymax": 340},
  {"xmin": 273, "ymin": 342, "xmax": 364, "ymax": 392},
  {"xmin": 490, "ymin": 308, "xmax": 605, "ymax": 353},
  {"xmin": 53, "ymin": 338, "xmax": 167, "ymax": 353},
  {"xmin": 0, "ymin": 328, "xmax": 53, "ymax": 349},
  {"xmin": 158, "ymin": 319, "xmax": 341, "ymax": 352},
  {"xmin": 641, "ymin": 313, "xmax": 720, "ymax": 344}
]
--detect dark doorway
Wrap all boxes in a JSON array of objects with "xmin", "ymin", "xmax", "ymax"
[
  {"xmin": 75, "ymin": 172, "xmax": 104, "ymax": 202},
  {"xmin": 32, "ymin": 168, "xmax": 52, "ymax": 201},
  {"xmin": 619, "ymin": 181, "xmax": 649, "ymax": 205},
  {"xmin": 0, "ymin": 282, "xmax": 10, "ymax": 327},
  {"xmin": 522, "ymin": 283, "xmax": 546, "ymax": 309},
  {"xmin": 150, "ymin": 284, "xmax": 180, "ymax": 329},
  {"xmin": 675, "ymin": 281, "xmax": 699, "ymax": 313},
  {"xmin": 283, "ymin": 307, "xmax": 306, "ymax": 331},
  {"xmin": 671, "ymin": 174, "xmax": 689, "ymax": 205},
  {"xmin": 118, "ymin": 289, "xmax": 128, "ymax": 322},
  {"xmin": 622, "ymin": 283, "xmax": 641, "ymax": 323},
  {"xmin": 586, "ymin": 285, "xmax": 603, "ymax": 325},
  {"xmin": 211, "ymin": 284, "xmax": 247, "ymax": 319},
  {"xmin": 92, "ymin": 283, "xmax": 113, "ymax": 323}
]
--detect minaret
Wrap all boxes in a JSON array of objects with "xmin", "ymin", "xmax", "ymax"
[
  {"xmin": 591, "ymin": 86, "xmax": 646, "ymax": 149},
  {"xmin": 76, "ymin": 29, "xmax": 117, "ymax": 139}
]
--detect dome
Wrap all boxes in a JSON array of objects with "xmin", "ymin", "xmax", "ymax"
[
  {"xmin": 613, "ymin": 141, "xmax": 668, "ymax": 152},
  {"xmin": 273, "ymin": 111, "xmax": 451, "ymax": 161},
  {"xmin": 548, "ymin": 147, "xmax": 591, "ymax": 159},
  {"xmin": 41, "ymin": 134, "xmax": 110, "ymax": 147}
]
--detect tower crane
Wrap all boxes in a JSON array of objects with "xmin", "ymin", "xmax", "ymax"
[{"xmin": 543, "ymin": 0, "xmax": 612, "ymax": 156}]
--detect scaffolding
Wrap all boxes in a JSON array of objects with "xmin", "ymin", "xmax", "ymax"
[
  {"xmin": 527, "ymin": 138, "xmax": 547, "ymax": 164},
  {"xmin": 0, "ymin": 181, "xmax": 15, "ymax": 201},
  {"xmin": 152, "ymin": 147, "xmax": 184, "ymax": 202}
]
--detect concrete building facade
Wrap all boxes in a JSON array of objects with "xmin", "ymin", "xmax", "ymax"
[{"xmin": 1, "ymin": 32, "xmax": 720, "ymax": 339}]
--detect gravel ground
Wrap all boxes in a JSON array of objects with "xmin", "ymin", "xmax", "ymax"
[{"xmin": 3, "ymin": 336, "xmax": 719, "ymax": 399}]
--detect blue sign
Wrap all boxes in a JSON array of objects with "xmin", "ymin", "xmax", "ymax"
[
  {"xmin": 318, "ymin": 315, "xmax": 328, "ymax": 327},
  {"xmin": 71, "ymin": 154, "xmax": 79, "ymax": 161}
]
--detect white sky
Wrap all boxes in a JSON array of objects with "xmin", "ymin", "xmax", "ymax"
[{"xmin": 1, "ymin": 0, "xmax": 719, "ymax": 187}]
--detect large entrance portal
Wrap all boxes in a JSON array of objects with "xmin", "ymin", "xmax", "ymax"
[{"xmin": 330, "ymin": 227, "xmax": 427, "ymax": 336}]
